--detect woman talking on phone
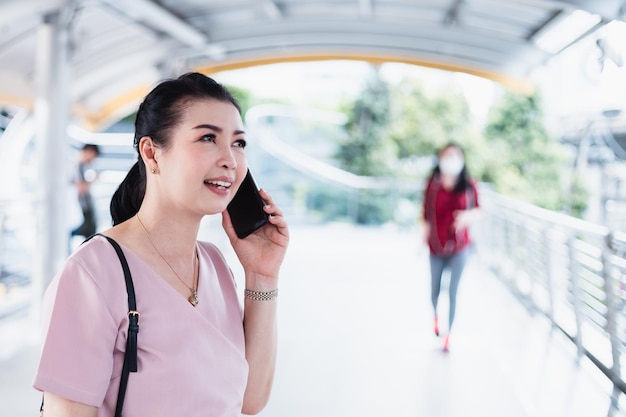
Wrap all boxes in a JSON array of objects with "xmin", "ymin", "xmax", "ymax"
[
  {"xmin": 423, "ymin": 143, "xmax": 480, "ymax": 352},
  {"xmin": 34, "ymin": 73, "xmax": 289, "ymax": 416}
]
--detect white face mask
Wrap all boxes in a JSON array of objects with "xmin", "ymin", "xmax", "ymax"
[{"xmin": 439, "ymin": 156, "xmax": 464, "ymax": 176}]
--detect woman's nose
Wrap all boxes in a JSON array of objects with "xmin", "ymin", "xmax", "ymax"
[{"xmin": 218, "ymin": 146, "xmax": 237, "ymax": 169}]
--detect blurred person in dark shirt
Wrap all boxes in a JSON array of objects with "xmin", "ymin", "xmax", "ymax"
[{"xmin": 71, "ymin": 143, "xmax": 100, "ymax": 238}]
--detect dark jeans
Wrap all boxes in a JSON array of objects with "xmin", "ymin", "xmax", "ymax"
[
  {"xmin": 429, "ymin": 247, "xmax": 469, "ymax": 331},
  {"xmin": 71, "ymin": 207, "xmax": 96, "ymax": 238}
]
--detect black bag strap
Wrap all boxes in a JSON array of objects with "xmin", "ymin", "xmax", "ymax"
[
  {"xmin": 40, "ymin": 234, "xmax": 139, "ymax": 417},
  {"xmin": 93, "ymin": 234, "xmax": 139, "ymax": 417}
]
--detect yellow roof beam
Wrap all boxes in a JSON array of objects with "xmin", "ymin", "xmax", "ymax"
[{"xmin": 195, "ymin": 53, "xmax": 536, "ymax": 95}]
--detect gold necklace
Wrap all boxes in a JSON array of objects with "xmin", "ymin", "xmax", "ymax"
[{"xmin": 136, "ymin": 215, "xmax": 199, "ymax": 306}]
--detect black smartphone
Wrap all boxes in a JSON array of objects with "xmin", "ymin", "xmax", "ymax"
[{"xmin": 227, "ymin": 169, "xmax": 269, "ymax": 239}]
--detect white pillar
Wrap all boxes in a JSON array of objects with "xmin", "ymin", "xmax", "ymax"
[{"xmin": 32, "ymin": 8, "xmax": 71, "ymax": 313}]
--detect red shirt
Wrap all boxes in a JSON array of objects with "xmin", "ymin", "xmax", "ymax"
[{"xmin": 423, "ymin": 176, "xmax": 479, "ymax": 256}]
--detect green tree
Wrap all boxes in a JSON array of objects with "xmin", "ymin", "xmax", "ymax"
[
  {"xmin": 389, "ymin": 77, "xmax": 473, "ymax": 159},
  {"xmin": 336, "ymin": 67, "xmax": 396, "ymax": 176},
  {"xmin": 224, "ymin": 84, "xmax": 254, "ymax": 116},
  {"xmin": 482, "ymin": 91, "xmax": 573, "ymax": 211},
  {"xmin": 386, "ymin": 76, "xmax": 487, "ymax": 188},
  {"xmin": 334, "ymin": 66, "xmax": 396, "ymax": 224}
]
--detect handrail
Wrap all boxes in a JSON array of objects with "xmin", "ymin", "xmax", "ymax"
[
  {"xmin": 477, "ymin": 187, "xmax": 626, "ymax": 402},
  {"xmin": 245, "ymin": 103, "xmax": 417, "ymax": 191}
]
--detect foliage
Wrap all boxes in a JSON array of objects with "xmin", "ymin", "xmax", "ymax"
[
  {"xmin": 223, "ymin": 84, "xmax": 255, "ymax": 116},
  {"xmin": 385, "ymin": 76, "xmax": 492, "ymax": 189},
  {"xmin": 388, "ymin": 77, "xmax": 473, "ymax": 158},
  {"xmin": 482, "ymin": 91, "xmax": 575, "ymax": 212},
  {"xmin": 330, "ymin": 70, "xmax": 484, "ymax": 224},
  {"xmin": 305, "ymin": 184, "xmax": 394, "ymax": 224},
  {"xmin": 307, "ymin": 68, "xmax": 583, "ymax": 223},
  {"xmin": 336, "ymin": 67, "xmax": 396, "ymax": 177},
  {"xmin": 333, "ymin": 67, "xmax": 397, "ymax": 224},
  {"xmin": 568, "ymin": 173, "xmax": 591, "ymax": 218},
  {"xmin": 306, "ymin": 184, "xmax": 351, "ymax": 222}
]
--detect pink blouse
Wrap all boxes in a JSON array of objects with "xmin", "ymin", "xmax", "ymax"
[{"xmin": 33, "ymin": 235, "xmax": 248, "ymax": 417}]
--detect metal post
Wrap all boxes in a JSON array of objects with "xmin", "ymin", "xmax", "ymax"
[
  {"xmin": 502, "ymin": 216, "xmax": 512, "ymax": 285},
  {"xmin": 523, "ymin": 219, "xmax": 534, "ymax": 303},
  {"xmin": 568, "ymin": 235, "xmax": 585, "ymax": 359},
  {"xmin": 514, "ymin": 220, "xmax": 524, "ymax": 296},
  {"xmin": 0, "ymin": 206, "xmax": 5, "ymax": 280},
  {"xmin": 32, "ymin": 7, "xmax": 71, "ymax": 316},
  {"xmin": 543, "ymin": 228, "xmax": 555, "ymax": 323},
  {"xmin": 602, "ymin": 233, "xmax": 623, "ymax": 394}
]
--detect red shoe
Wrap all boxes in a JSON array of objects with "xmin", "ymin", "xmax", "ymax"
[
  {"xmin": 443, "ymin": 334, "xmax": 450, "ymax": 352},
  {"xmin": 434, "ymin": 316, "xmax": 440, "ymax": 336}
]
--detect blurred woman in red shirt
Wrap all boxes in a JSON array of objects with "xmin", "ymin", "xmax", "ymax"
[{"xmin": 423, "ymin": 143, "xmax": 481, "ymax": 351}]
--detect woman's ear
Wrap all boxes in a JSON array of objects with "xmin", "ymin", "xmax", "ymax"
[{"xmin": 138, "ymin": 136, "xmax": 159, "ymax": 172}]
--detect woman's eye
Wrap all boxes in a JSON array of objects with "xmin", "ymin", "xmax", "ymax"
[
  {"xmin": 234, "ymin": 139, "xmax": 247, "ymax": 148},
  {"xmin": 201, "ymin": 134, "xmax": 216, "ymax": 142}
]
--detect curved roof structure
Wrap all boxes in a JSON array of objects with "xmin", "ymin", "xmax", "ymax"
[{"xmin": 0, "ymin": 0, "xmax": 624, "ymax": 129}]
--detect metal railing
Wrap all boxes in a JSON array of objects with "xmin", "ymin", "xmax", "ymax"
[{"xmin": 477, "ymin": 188, "xmax": 626, "ymax": 406}]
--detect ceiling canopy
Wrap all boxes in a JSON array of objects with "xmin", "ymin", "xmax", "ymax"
[{"xmin": 0, "ymin": 0, "xmax": 624, "ymax": 129}]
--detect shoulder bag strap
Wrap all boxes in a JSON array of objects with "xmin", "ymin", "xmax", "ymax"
[
  {"xmin": 94, "ymin": 234, "xmax": 139, "ymax": 417},
  {"xmin": 40, "ymin": 234, "xmax": 139, "ymax": 417}
]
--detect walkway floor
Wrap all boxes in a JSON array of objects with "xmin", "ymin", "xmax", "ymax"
[{"xmin": 0, "ymin": 223, "xmax": 620, "ymax": 416}]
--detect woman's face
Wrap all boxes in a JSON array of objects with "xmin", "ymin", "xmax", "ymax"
[
  {"xmin": 154, "ymin": 98, "xmax": 248, "ymax": 216},
  {"xmin": 438, "ymin": 146, "xmax": 464, "ymax": 177}
]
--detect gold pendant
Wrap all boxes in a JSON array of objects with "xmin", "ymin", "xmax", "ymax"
[{"xmin": 188, "ymin": 292, "xmax": 199, "ymax": 307}]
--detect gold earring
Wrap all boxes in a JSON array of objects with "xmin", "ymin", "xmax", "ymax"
[{"xmin": 151, "ymin": 168, "xmax": 157, "ymax": 174}]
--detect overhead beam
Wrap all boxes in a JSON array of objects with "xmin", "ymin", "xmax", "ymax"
[
  {"xmin": 0, "ymin": 0, "xmax": 67, "ymax": 27},
  {"xmin": 103, "ymin": 0, "xmax": 206, "ymax": 47},
  {"xmin": 558, "ymin": 0, "xmax": 624, "ymax": 19},
  {"xmin": 194, "ymin": 53, "xmax": 535, "ymax": 94},
  {"xmin": 359, "ymin": 0, "xmax": 373, "ymax": 17},
  {"xmin": 443, "ymin": 0, "xmax": 464, "ymax": 25},
  {"xmin": 261, "ymin": 0, "xmax": 284, "ymax": 20}
]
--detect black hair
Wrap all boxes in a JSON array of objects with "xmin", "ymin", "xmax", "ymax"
[
  {"xmin": 82, "ymin": 143, "xmax": 100, "ymax": 156},
  {"xmin": 429, "ymin": 142, "xmax": 472, "ymax": 193},
  {"xmin": 109, "ymin": 72, "xmax": 241, "ymax": 225}
]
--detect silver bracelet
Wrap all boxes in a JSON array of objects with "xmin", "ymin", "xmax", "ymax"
[{"xmin": 244, "ymin": 288, "xmax": 278, "ymax": 301}]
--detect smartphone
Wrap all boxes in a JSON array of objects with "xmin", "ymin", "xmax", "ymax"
[{"xmin": 227, "ymin": 169, "xmax": 269, "ymax": 239}]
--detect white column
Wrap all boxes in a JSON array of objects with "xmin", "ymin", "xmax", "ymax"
[{"xmin": 32, "ymin": 8, "xmax": 71, "ymax": 313}]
